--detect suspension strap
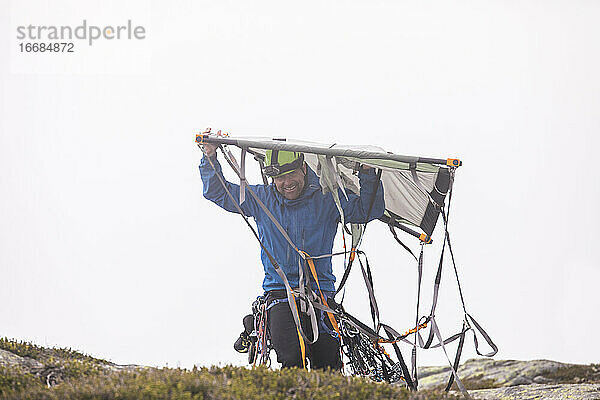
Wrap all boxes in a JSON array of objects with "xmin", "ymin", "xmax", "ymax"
[
  {"xmin": 336, "ymin": 168, "xmax": 381, "ymax": 304},
  {"xmin": 354, "ymin": 169, "xmax": 383, "ymax": 248},
  {"xmin": 467, "ymin": 313, "xmax": 498, "ymax": 357},
  {"xmin": 377, "ymin": 319, "xmax": 425, "ymax": 341},
  {"xmin": 438, "ymin": 205, "xmax": 497, "ymax": 358},
  {"xmin": 383, "ymin": 328, "xmax": 416, "ymax": 391},
  {"xmin": 442, "ymin": 213, "xmax": 499, "ymax": 357},
  {"xmin": 423, "ymin": 230, "xmax": 446, "ymax": 349},
  {"xmin": 430, "ymin": 316, "xmax": 472, "ymax": 399},
  {"xmin": 239, "ymin": 149, "xmax": 247, "ymax": 204},
  {"xmin": 356, "ymin": 252, "xmax": 380, "ymax": 332},
  {"xmin": 418, "ymin": 170, "xmax": 496, "ymax": 393},
  {"xmin": 410, "ymin": 245, "xmax": 424, "ymax": 388},
  {"xmin": 443, "ymin": 211, "xmax": 467, "ymax": 315},
  {"xmin": 303, "ymin": 252, "xmax": 341, "ymax": 338},
  {"xmin": 257, "ymin": 158, "xmax": 269, "ymax": 185},
  {"xmin": 444, "ymin": 321, "xmax": 468, "ymax": 392},
  {"xmin": 297, "ymin": 327, "xmax": 307, "ymax": 369},
  {"xmin": 335, "ymin": 247, "xmax": 358, "ymax": 296},
  {"xmin": 388, "ymin": 223, "xmax": 419, "ymax": 261}
]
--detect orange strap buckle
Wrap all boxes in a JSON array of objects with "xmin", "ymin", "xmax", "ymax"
[
  {"xmin": 446, "ymin": 158, "xmax": 462, "ymax": 167},
  {"xmin": 419, "ymin": 233, "xmax": 432, "ymax": 244},
  {"xmin": 349, "ymin": 247, "xmax": 357, "ymax": 263},
  {"xmin": 196, "ymin": 127, "xmax": 229, "ymax": 144},
  {"xmin": 196, "ymin": 127, "xmax": 213, "ymax": 144}
]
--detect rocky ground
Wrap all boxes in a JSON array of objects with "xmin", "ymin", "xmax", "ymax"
[
  {"xmin": 418, "ymin": 358, "xmax": 600, "ymax": 399},
  {"xmin": 2, "ymin": 342, "xmax": 599, "ymax": 399},
  {"xmin": 469, "ymin": 383, "xmax": 600, "ymax": 400},
  {"xmin": 0, "ymin": 346, "xmax": 140, "ymax": 387}
]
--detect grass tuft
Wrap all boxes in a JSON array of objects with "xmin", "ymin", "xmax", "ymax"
[{"xmin": 1, "ymin": 338, "xmax": 461, "ymax": 400}]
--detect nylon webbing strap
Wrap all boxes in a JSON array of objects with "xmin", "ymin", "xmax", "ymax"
[
  {"xmin": 261, "ymin": 247, "xmax": 319, "ymax": 345},
  {"xmin": 383, "ymin": 327, "xmax": 416, "ymax": 391},
  {"xmin": 440, "ymin": 183, "xmax": 497, "ymax": 357},
  {"xmin": 445, "ymin": 321, "xmax": 468, "ymax": 392},
  {"xmin": 330, "ymin": 169, "xmax": 381, "ymax": 298},
  {"xmin": 409, "ymin": 163, "xmax": 428, "ymax": 195},
  {"xmin": 430, "ymin": 317, "xmax": 472, "ymax": 399},
  {"xmin": 357, "ymin": 252, "xmax": 380, "ymax": 332},
  {"xmin": 297, "ymin": 326, "xmax": 306, "ymax": 369},
  {"xmin": 271, "ymin": 149, "xmax": 279, "ymax": 164},
  {"xmin": 318, "ymin": 155, "xmax": 347, "ymax": 229},
  {"xmin": 355, "ymin": 169, "xmax": 383, "ymax": 249},
  {"xmin": 436, "ymin": 207, "xmax": 497, "ymax": 357},
  {"xmin": 443, "ymin": 211, "xmax": 467, "ymax": 315},
  {"xmin": 424, "ymin": 206, "xmax": 449, "ymax": 350},
  {"xmin": 467, "ymin": 313, "xmax": 498, "ymax": 357},
  {"xmin": 424, "ymin": 330, "xmax": 466, "ymax": 349},
  {"xmin": 303, "ymin": 252, "xmax": 341, "ymax": 338},
  {"xmin": 257, "ymin": 159, "xmax": 269, "ymax": 185},
  {"xmin": 335, "ymin": 247, "xmax": 359, "ymax": 295},
  {"xmin": 338, "ymin": 309, "xmax": 426, "ymax": 349},
  {"xmin": 239, "ymin": 149, "xmax": 247, "ymax": 204},
  {"xmin": 408, "ymin": 162, "xmax": 437, "ymax": 206},
  {"xmin": 388, "ymin": 223, "xmax": 419, "ymax": 261},
  {"xmin": 332, "ymin": 156, "xmax": 350, "ymax": 201},
  {"xmin": 411, "ymin": 246, "xmax": 424, "ymax": 388},
  {"xmin": 378, "ymin": 321, "xmax": 427, "ymax": 345},
  {"xmin": 335, "ymin": 169, "xmax": 381, "ymax": 305}
]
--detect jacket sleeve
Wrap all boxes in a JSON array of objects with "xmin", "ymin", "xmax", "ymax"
[
  {"xmin": 338, "ymin": 169, "xmax": 385, "ymax": 224},
  {"xmin": 199, "ymin": 154, "xmax": 261, "ymax": 217}
]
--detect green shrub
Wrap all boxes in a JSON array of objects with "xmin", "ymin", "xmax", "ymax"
[
  {"xmin": 0, "ymin": 338, "xmax": 459, "ymax": 400},
  {"xmin": 0, "ymin": 338, "xmax": 106, "ymax": 366},
  {"xmin": 0, "ymin": 367, "xmax": 45, "ymax": 397}
]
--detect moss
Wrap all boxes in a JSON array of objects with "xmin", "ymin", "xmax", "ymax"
[
  {"xmin": 443, "ymin": 376, "xmax": 502, "ymax": 391},
  {"xmin": 0, "ymin": 337, "xmax": 106, "ymax": 366},
  {"xmin": 0, "ymin": 337, "xmax": 106, "ymax": 390},
  {"xmin": 0, "ymin": 367, "xmax": 45, "ymax": 397},
  {"xmin": 539, "ymin": 363, "xmax": 600, "ymax": 384},
  {"xmin": 0, "ymin": 363, "xmax": 461, "ymax": 400},
  {"xmin": 0, "ymin": 338, "xmax": 460, "ymax": 400}
]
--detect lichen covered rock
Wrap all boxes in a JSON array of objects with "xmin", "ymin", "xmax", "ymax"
[
  {"xmin": 418, "ymin": 358, "xmax": 581, "ymax": 389},
  {"xmin": 470, "ymin": 383, "xmax": 600, "ymax": 400}
]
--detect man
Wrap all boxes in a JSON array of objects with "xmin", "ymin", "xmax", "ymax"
[{"xmin": 199, "ymin": 141, "xmax": 384, "ymax": 370}]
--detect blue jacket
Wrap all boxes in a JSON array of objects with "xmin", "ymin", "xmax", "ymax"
[{"xmin": 199, "ymin": 155, "xmax": 385, "ymax": 292}]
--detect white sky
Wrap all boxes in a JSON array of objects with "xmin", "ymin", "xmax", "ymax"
[{"xmin": 1, "ymin": 0, "xmax": 599, "ymax": 369}]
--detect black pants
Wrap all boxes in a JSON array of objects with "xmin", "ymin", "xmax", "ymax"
[{"xmin": 268, "ymin": 299, "xmax": 341, "ymax": 370}]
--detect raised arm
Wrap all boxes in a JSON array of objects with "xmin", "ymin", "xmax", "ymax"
[
  {"xmin": 339, "ymin": 169, "xmax": 385, "ymax": 224},
  {"xmin": 199, "ymin": 152, "xmax": 260, "ymax": 217}
]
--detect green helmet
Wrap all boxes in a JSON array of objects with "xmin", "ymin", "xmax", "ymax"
[{"xmin": 263, "ymin": 150, "xmax": 304, "ymax": 177}]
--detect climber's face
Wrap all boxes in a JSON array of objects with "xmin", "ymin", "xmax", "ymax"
[{"xmin": 273, "ymin": 164, "xmax": 307, "ymax": 200}]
